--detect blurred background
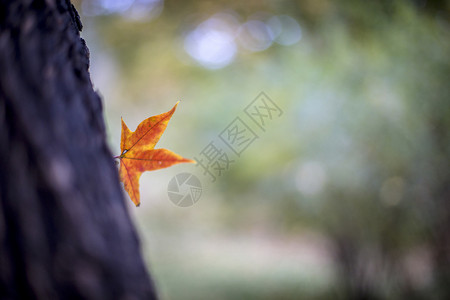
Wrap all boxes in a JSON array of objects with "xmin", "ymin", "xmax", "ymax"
[{"xmin": 74, "ymin": 0, "xmax": 449, "ymax": 299}]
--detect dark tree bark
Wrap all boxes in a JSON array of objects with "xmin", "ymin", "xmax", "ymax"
[{"xmin": 0, "ymin": 0, "xmax": 157, "ymax": 299}]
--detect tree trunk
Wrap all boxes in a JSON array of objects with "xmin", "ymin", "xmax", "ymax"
[{"xmin": 0, "ymin": 0, "xmax": 157, "ymax": 299}]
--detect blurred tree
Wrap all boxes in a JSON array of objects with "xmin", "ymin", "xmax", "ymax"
[{"xmin": 0, "ymin": 0, "xmax": 156, "ymax": 299}]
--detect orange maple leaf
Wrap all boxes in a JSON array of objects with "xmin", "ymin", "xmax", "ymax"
[{"xmin": 118, "ymin": 102, "xmax": 195, "ymax": 206}]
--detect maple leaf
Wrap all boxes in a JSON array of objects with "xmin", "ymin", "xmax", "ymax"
[{"xmin": 118, "ymin": 102, "xmax": 194, "ymax": 206}]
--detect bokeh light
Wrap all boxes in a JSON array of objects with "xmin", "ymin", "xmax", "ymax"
[
  {"xmin": 268, "ymin": 15, "xmax": 302, "ymax": 46},
  {"xmin": 237, "ymin": 20, "xmax": 274, "ymax": 52},
  {"xmin": 184, "ymin": 14, "xmax": 238, "ymax": 69},
  {"xmin": 82, "ymin": 0, "xmax": 163, "ymax": 20}
]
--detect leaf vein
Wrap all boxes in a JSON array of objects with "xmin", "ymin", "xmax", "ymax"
[
  {"xmin": 121, "ymin": 159, "xmax": 138, "ymax": 203},
  {"xmin": 127, "ymin": 113, "xmax": 171, "ymax": 152}
]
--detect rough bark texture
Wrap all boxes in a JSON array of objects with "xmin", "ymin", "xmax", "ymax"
[{"xmin": 0, "ymin": 0, "xmax": 157, "ymax": 299}]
